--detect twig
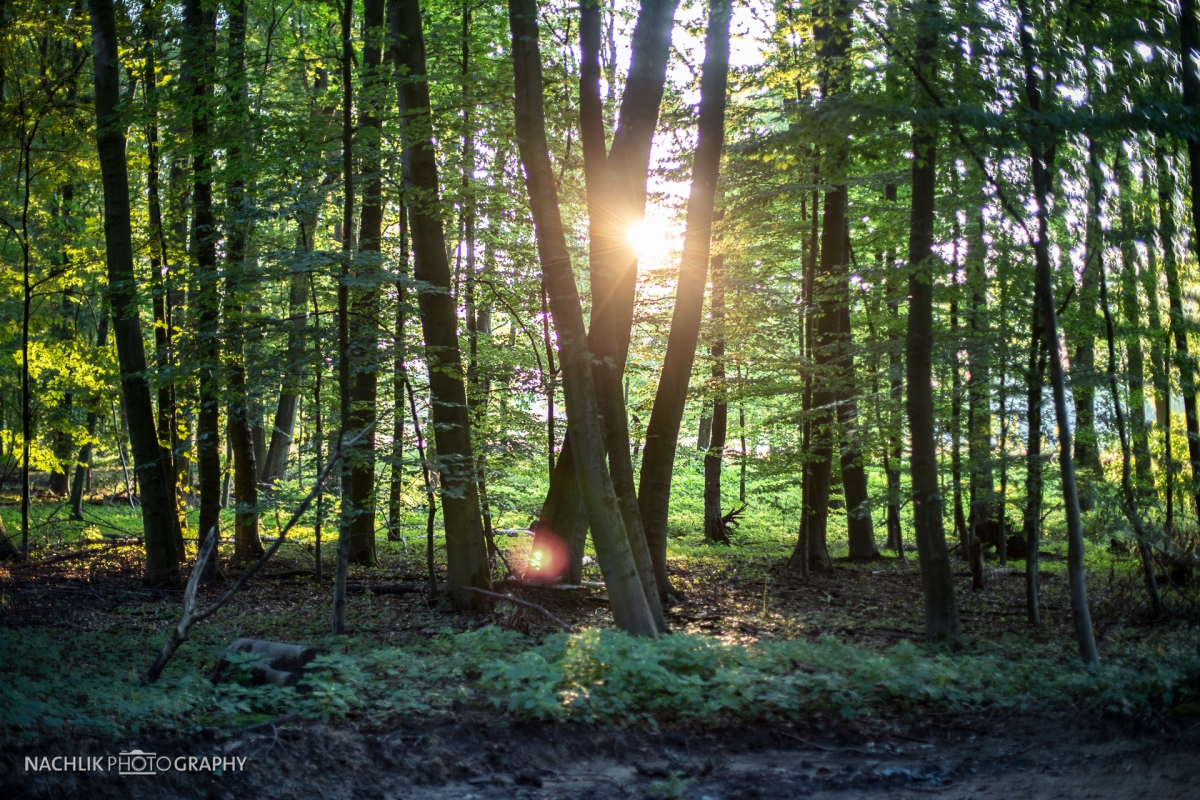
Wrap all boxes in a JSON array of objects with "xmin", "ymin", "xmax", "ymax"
[
  {"xmin": 467, "ymin": 587, "xmax": 573, "ymax": 630},
  {"xmin": 144, "ymin": 423, "xmax": 375, "ymax": 683}
]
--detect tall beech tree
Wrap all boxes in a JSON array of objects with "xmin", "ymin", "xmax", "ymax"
[
  {"xmin": 391, "ymin": 0, "xmax": 490, "ymax": 609},
  {"xmin": 638, "ymin": 0, "xmax": 731, "ymax": 591},
  {"xmin": 528, "ymin": 0, "xmax": 678, "ymax": 594},
  {"xmin": 904, "ymin": 0, "xmax": 959, "ymax": 640},
  {"xmin": 88, "ymin": 0, "xmax": 179, "ymax": 586},
  {"xmin": 509, "ymin": 0, "xmax": 658, "ymax": 637}
]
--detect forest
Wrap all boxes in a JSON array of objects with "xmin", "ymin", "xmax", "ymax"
[{"xmin": 2, "ymin": 0, "xmax": 1200, "ymax": 796}]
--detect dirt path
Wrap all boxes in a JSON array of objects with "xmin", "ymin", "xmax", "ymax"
[{"xmin": 4, "ymin": 713, "xmax": 1197, "ymax": 799}]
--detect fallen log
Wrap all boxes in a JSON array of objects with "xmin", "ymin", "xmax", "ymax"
[{"xmin": 213, "ymin": 638, "xmax": 323, "ymax": 688}]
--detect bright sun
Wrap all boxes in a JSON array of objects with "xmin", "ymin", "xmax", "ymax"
[{"xmin": 625, "ymin": 219, "xmax": 669, "ymax": 264}]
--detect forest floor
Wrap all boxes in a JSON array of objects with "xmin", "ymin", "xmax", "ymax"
[
  {"xmin": 2, "ymin": 490, "xmax": 1200, "ymax": 798},
  {"xmin": 3, "ymin": 708, "xmax": 1199, "ymax": 798}
]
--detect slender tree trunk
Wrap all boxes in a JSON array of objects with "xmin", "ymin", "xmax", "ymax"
[
  {"xmin": 950, "ymin": 292, "xmax": 968, "ymax": 557},
  {"xmin": 1158, "ymin": 146, "xmax": 1200, "ymax": 527},
  {"xmin": 508, "ymin": 0, "xmax": 658, "ymax": 637},
  {"xmin": 704, "ymin": 212, "xmax": 729, "ymax": 543},
  {"xmin": 70, "ymin": 315, "xmax": 109, "ymax": 521},
  {"xmin": 1144, "ymin": 205, "xmax": 1173, "ymax": 531},
  {"xmin": 346, "ymin": 0, "xmax": 387, "ymax": 566},
  {"xmin": 638, "ymin": 0, "xmax": 730, "ymax": 585},
  {"xmin": 391, "ymin": 0, "xmax": 491, "ymax": 609},
  {"xmin": 89, "ymin": 0, "xmax": 180, "ymax": 586},
  {"xmin": 1098, "ymin": 237, "xmax": 1162, "ymax": 612},
  {"xmin": 1115, "ymin": 147, "xmax": 1154, "ymax": 498},
  {"xmin": 1024, "ymin": 287, "xmax": 1046, "ymax": 628},
  {"xmin": 332, "ymin": 0, "xmax": 356, "ymax": 634},
  {"xmin": 223, "ymin": 0, "xmax": 262, "ymax": 562},
  {"xmin": 1071, "ymin": 140, "xmax": 1105, "ymax": 512},
  {"xmin": 388, "ymin": 202, "xmax": 409, "ymax": 541},
  {"xmin": 965, "ymin": 201, "xmax": 997, "ymax": 561},
  {"xmin": 1017, "ymin": 0, "xmax": 1098, "ymax": 665},
  {"xmin": 904, "ymin": 0, "xmax": 959, "ymax": 641}
]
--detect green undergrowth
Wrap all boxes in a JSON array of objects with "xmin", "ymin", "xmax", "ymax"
[{"xmin": 2, "ymin": 621, "xmax": 1198, "ymax": 741}]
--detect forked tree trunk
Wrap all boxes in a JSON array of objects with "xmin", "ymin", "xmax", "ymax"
[
  {"xmin": 89, "ymin": 0, "xmax": 180, "ymax": 586},
  {"xmin": 529, "ymin": 0, "xmax": 679, "ymax": 592},
  {"xmin": 391, "ymin": 0, "xmax": 490, "ymax": 608},
  {"xmin": 509, "ymin": 0, "xmax": 658, "ymax": 637},
  {"xmin": 904, "ymin": 0, "xmax": 959, "ymax": 641}
]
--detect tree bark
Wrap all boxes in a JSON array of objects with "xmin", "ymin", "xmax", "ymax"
[
  {"xmin": 224, "ymin": 0, "xmax": 263, "ymax": 562},
  {"xmin": 1157, "ymin": 145, "xmax": 1199, "ymax": 527},
  {"xmin": 704, "ymin": 209, "xmax": 728, "ymax": 543},
  {"xmin": 904, "ymin": 0, "xmax": 959, "ymax": 641},
  {"xmin": 1023, "ymin": 286, "xmax": 1046, "ymax": 628},
  {"xmin": 391, "ymin": 0, "xmax": 491, "ymax": 609},
  {"xmin": 509, "ymin": 0, "xmax": 659, "ymax": 637},
  {"xmin": 638, "ymin": 0, "xmax": 730, "ymax": 582},
  {"xmin": 70, "ymin": 315, "xmax": 109, "ymax": 521},
  {"xmin": 1071, "ymin": 140, "xmax": 1105, "ymax": 512},
  {"xmin": 89, "ymin": 0, "xmax": 180, "ymax": 586},
  {"xmin": 529, "ymin": 0, "xmax": 680, "ymax": 592},
  {"xmin": 1016, "ymin": 0, "xmax": 1098, "ymax": 665},
  {"xmin": 965, "ymin": 200, "xmax": 997, "ymax": 562},
  {"xmin": 346, "ymin": 0, "xmax": 387, "ymax": 566}
]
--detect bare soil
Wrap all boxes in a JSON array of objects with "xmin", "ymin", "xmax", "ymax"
[{"xmin": 4, "ymin": 712, "xmax": 1198, "ymax": 799}]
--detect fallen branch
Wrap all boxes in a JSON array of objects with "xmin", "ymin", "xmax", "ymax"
[
  {"xmin": 346, "ymin": 583, "xmax": 428, "ymax": 595},
  {"xmin": 145, "ymin": 423, "xmax": 375, "ymax": 683},
  {"xmin": 467, "ymin": 587, "xmax": 572, "ymax": 630}
]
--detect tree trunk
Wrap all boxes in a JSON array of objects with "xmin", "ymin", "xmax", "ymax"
[
  {"xmin": 508, "ymin": 0, "xmax": 659, "ymax": 637},
  {"xmin": 224, "ymin": 0, "xmax": 262, "ymax": 562},
  {"xmin": 70, "ymin": 315, "xmax": 109, "ymax": 521},
  {"xmin": 529, "ymin": 0, "xmax": 680, "ymax": 593},
  {"xmin": 1097, "ymin": 231, "xmax": 1162, "ymax": 612},
  {"xmin": 332, "ymin": 0, "xmax": 357, "ymax": 634},
  {"xmin": 1143, "ymin": 187, "xmax": 1173, "ymax": 531},
  {"xmin": 804, "ymin": 0, "xmax": 870, "ymax": 568},
  {"xmin": 89, "ymin": 0, "xmax": 180, "ymax": 586},
  {"xmin": 904, "ymin": 0, "xmax": 959, "ymax": 641},
  {"xmin": 1115, "ymin": 147, "xmax": 1154, "ymax": 498},
  {"xmin": 388, "ymin": 202, "xmax": 409, "ymax": 541},
  {"xmin": 1158, "ymin": 146, "xmax": 1198, "ymax": 528},
  {"xmin": 638, "ymin": 0, "xmax": 730, "ymax": 581},
  {"xmin": 704, "ymin": 212, "xmax": 729, "ymax": 543},
  {"xmin": 949, "ymin": 293, "xmax": 968, "ymax": 558},
  {"xmin": 391, "ymin": 0, "xmax": 490, "ymax": 609},
  {"xmin": 1016, "ymin": 0, "xmax": 1098, "ymax": 665},
  {"xmin": 1023, "ymin": 287, "xmax": 1046, "ymax": 628},
  {"xmin": 965, "ymin": 201, "xmax": 997, "ymax": 562},
  {"xmin": 345, "ymin": 0, "xmax": 387, "ymax": 567},
  {"xmin": 1070, "ymin": 141, "xmax": 1105, "ymax": 513}
]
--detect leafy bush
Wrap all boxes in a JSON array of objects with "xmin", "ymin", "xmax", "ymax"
[{"xmin": 477, "ymin": 627, "xmax": 1200, "ymax": 725}]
